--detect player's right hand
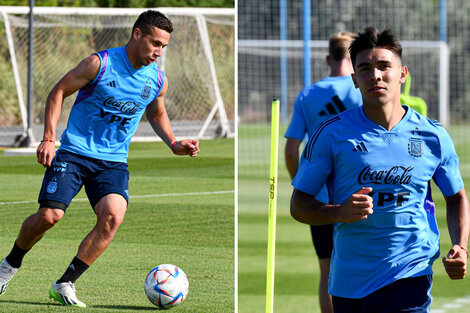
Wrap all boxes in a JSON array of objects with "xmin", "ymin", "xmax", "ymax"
[
  {"xmin": 173, "ymin": 139, "xmax": 200, "ymax": 157},
  {"xmin": 338, "ymin": 187, "xmax": 374, "ymax": 223},
  {"xmin": 442, "ymin": 245, "xmax": 468, "ymax": 279},
  {"xmin": 37, "ymin": 141, "xmax": 56, "ymax": 167}
]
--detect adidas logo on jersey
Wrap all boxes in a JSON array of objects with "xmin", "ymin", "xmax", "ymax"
[
  {"xmin": 318, "ymin": 95, "xmax": 347, "ymax": 117},
  {"xmin": 106, "ymin": 80, "xmax": 117, "ymax": 88},
  {"xmin": 353, "ymin": 142, "xmax": 368, "ymax": 152}
]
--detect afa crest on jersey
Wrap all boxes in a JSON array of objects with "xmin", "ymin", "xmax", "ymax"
[
  {"xmin": 408, "ymin": 138, "xmax": 423, "ymax": 157},
  {"xmin": 141, "ymin": 79, "xmax": 152, "ymax": 100}
]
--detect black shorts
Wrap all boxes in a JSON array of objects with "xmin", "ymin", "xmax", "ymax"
[
  {"xmin": 310, "ymin": 224, "xmax": 334, "ymax": 259},
  {"xmin": 332, "ymin": 275, "xmax": 433, "ymax": 313},
  {"xmin": 38, "ymin": 150, "xmax": 129, "ymax": 211}
]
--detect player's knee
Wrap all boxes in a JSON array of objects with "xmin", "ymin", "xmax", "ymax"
[
  {"xmin": 95, "ymin": 195, "xmax": 127, "ymax": 229},
  {"xmin": 108, "ymin": 213, "xmax": 124, "ymax": 229},
  {"xmin": 35, "ymin": 208, "xmax": 63, "ymax": 229},
  {"xmin": 99, "ymin": 210, "xmax": 125, "ymax": 234}
]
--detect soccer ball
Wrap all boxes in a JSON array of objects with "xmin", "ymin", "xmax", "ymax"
[{"xmin": 144, "ymin": 264, "xmax": 189, "ymax": 309}]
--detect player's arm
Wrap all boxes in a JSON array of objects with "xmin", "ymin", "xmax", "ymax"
[
  {"xmin": 285, "ymin": 138, "xmax": 301, "ymax": 181},
  {"xmin": 442, "ymin": 188, "xmax": 470, "ymax": 279},
  {"xmin": 284, "ymin": 96, "xmax": 306, "ymax": 181},
  {"xmin": 290, "ymin": 187, "xmax": 373, "ymax": 225},
  {"xmin": 37, "ymin": 54, "xmax": 101, "ymax": 167},
  {"xmin": 145, "ymin": 78, "xmax": 199, "ymax": 157}
]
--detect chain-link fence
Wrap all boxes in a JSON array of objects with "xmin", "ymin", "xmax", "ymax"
[
  {"xmin": 0, "ymin": 7, "xmax": 234, "ymax": 146},
  {"xmin": 238, "ymin": 0, "xmax": 470, "ymax": 179}
]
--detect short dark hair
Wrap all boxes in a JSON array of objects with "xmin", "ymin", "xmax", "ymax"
[
  {"xmin": 132, "ymin": 10, "xmax": 173, "ymax": 37},
  {"xmin": 349, "ymin": 27, "xmax": 402, "ymax": 68}
]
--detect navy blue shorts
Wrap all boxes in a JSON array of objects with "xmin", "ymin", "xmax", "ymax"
[
  {"xmin": 310, "ymin": 224, "xmax": 334, "ymax": 259},
  {"xmin": 332, "ymin": 275, "xmax": 433, "ymax": 313},
  {"xmin": 38, "ymin": 150, "xmax": 129, "ymax": 211}
]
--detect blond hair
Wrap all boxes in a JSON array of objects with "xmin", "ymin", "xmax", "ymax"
[{"xmin": 329, "ymin": 31, "xmax": 355, "ymax": 61}]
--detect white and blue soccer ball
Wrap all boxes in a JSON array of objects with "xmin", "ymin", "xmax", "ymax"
[{"xmin": 144, "ymin": 264, "xmax": 189, "ymax": 309}]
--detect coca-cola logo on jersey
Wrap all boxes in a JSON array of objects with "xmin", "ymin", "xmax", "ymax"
[
  {"xmin": 358, "ymin": 166, "xmax": 413, "ymax": 185},
  {"xmin": 103, "ymin": 97, "xmax": 140, "ymax": 114}
]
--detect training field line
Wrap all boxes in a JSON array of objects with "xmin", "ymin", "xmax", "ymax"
[
  {"xmin": 0, "ymin": 190, "xmax": 234, "ymax": 206},
  {"xmin": 432, "ymin": 295, "xmax": 470, "ymax": 313}
]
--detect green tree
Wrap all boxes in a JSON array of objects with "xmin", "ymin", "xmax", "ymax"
[{"xmin": 0, "ymin": 0, "xmax": 234, "ymax": 7}]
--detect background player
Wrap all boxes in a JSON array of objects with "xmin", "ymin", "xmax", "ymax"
[
  {"xmin": 0, "ymin": 10, "xmax": 199, "ymax": 307},
  {"xmin": 284, "ymin": 31, "xmax": 362, "ymax": 313},
  {"xmin": 290, "ymin": 27, "xmax": 469, "ymax": 312}
]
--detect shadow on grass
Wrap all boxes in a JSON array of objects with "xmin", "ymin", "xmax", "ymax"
[
  {"xmin": 0, "ymin": 300, "xmax": 54, "ymax": 305},
  {"xmin": 92, "ymin": 304, "xmax": 160, "ymax": 311},
  {"xmin": 1, "ymin": 300, "xmax": 156, "ymax": 311},
  {"xmin": 0, "ymin": 299, "xmax": 55, "ymax": 306}
]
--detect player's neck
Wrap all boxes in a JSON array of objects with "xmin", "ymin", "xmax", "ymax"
[
  {"xmin": 125, "ymin": 43, "xmax": 144, "ymax": 70},
  {"xmin": 330, "ymin": 70, "xmax": 351, "ymax": 77},
  {"xmin": 329, "ymin": 59, "xmax": 354, "ymax": 77},
  {"xmin": 362, "ymin": 100, "xmax": 406, "ymax": 131}
]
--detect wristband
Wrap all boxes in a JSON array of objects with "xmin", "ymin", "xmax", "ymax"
[
  {"xmin": 460, "ymin": 246, "xmax": 469, "ymax": 258},
  {"xmin": 171, "ymin": 141, "xmax": 178, "ymax": 154},
  {"xmin": 41, "ymin": 139, "xmax": 55, "ymax": 143}
]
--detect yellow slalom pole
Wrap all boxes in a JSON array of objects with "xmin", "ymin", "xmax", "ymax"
[{"xmin": 266, "ymin": 99, "xmax": 280, "ymax": 313}]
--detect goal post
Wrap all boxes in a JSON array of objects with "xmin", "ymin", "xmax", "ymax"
[
  {"xmin": 0, "ymin": 6, "xmax": 234, "ymax": 146},
  {"xmin": 238, "ymin": 38, "xmax": 449, "ymax": 179}
]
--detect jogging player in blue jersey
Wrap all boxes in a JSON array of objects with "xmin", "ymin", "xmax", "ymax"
[
  {"xmin": 290, "ymin": 27, "xmax": 469, "ymax": 313},
  {"xmin": 0, "ymin": 10, "xmax": 199, "ymax": 307},
  {"xmin": 284, "ymin": 31, "xmax": 361, "ymax": 313}
]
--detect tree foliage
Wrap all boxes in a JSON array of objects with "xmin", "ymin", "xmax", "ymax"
[{"xmin": 0, "ymin": 0, "xmax": 234, "ymax": 7}]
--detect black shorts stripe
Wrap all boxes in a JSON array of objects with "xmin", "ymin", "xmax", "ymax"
[{"xmin": 39, "ymin": 200, "xmax": 68, "ymax": 211}]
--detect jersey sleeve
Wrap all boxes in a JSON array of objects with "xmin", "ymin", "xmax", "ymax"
[
  {"xmin": 284, "ymin": 92, "xmax": 308, "ymax": 141},
  {"xmin": 433, "ymin": 124, "xmax": 464, "ymax": 196},
  {"xmin": 292, "ymin": 119, "xmax": 335, "ymax": 196}
]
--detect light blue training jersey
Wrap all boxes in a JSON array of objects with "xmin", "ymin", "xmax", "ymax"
[
  {"xmin": 292, "ymin": 106, "xmax": 464, "ymax": 298},
  {"xmin": 285, "ymin": 75, "xmax": 362, "ymax": 202},
  {"xmin": 59, "ymin": 46, "xmax": 165, "ymax": 163}
]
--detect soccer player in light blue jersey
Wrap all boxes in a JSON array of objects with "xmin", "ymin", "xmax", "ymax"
[
  {"xmin": 290, "ymin": 27, "xmax": 469, "ymax": 313},
  {"xmin": 0, "ymin": 10, "xmax": 199, "ymax": 307},
  {"xmin": 285, "ymin": 31, "xmax": 362, "ymax": 313}
]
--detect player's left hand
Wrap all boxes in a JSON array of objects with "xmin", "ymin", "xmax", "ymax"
[
  {"xmin": 37, "ymin": 140, "xmax": 56, "ymax": 167},
  {"xmin": 442, "ymin": 245, "xmax": 468, "ymax": 279},
  {"xmin": 172, "ymin": 139, "xmax": 200, "ymax": 157}
]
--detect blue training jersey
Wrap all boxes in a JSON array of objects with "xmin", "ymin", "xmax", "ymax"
[
  {"xmin": 285, "ymin": 75, "xmax": 362, "ymax": 202},
  {"xmin": 59, "ymin": 46, "xmax": 165, "ymax": 162},
  {"xmin": 292, "ymin": 106, "xmax": 464, "ymax": 298}
]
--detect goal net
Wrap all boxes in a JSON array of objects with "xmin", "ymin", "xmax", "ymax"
[
  {"xmin": 238, "ymin": 0, "xmax": 456, "ymax": 180},
  {"xmin": 239, "ymin": 40, "xmax": 447, "ymax": 179},
  {"xmin": 0, "ymin": 6, "xmax": 234, "ymax": 146}
]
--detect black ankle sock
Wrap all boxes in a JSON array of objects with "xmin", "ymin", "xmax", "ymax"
[
  {"xmin": 57, "ymin": 257, "xmax": 89, "ymax": 284},
  {"xmin": 5, "ymin": 242, "xmax": 30, "ymax": 268}
]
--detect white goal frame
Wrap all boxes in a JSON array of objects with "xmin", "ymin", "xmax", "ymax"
[
  {"xmin": 0, "ymin": 6, "xmax": 234, "ymax": 146},
  {"xmin": 239, "ymin": 39, "xmax": 450, "ymax": 126}
]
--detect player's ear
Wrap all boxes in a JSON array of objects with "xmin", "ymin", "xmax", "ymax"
[
  {"xmin": 326, "ymin": 55, "xmax": 331, "ymax": 66},
  {"xmin": 132, "ymin": 27, "xmax": 142, "ymax": 41},
  {"xmin": 400, "ymin": 65, "xmax": 408, "ymax": 84},
  {"xmin": 351, "ymin": 73, "xmax": 359, "ymax": 88}
]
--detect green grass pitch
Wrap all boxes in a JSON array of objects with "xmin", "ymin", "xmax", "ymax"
[
  {"xmin": 238, "ymin": 124, "xmax": 470, "ymax": 313},
  {"xmin": 0, "ymin": 139, "xmax": 234, "ymax": 312}
]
